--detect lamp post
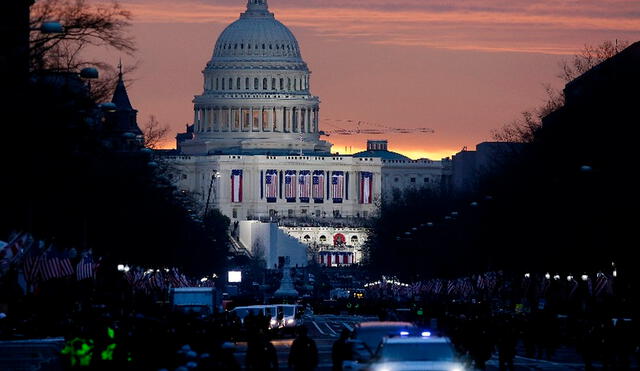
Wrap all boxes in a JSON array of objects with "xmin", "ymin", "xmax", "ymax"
[{"xmin": 204, "ymin": 170, "xmax": 220, "ymax": 216}]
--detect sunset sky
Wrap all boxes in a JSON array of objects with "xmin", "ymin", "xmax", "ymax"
[{"xmin": 104, "ymin": 0, "xmax": 640, "ymax": 159}]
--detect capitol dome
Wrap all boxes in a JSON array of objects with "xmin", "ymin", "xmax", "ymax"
[{"xmin": 183, "ymin": 0, "xmax": 332, "ymax": 156}]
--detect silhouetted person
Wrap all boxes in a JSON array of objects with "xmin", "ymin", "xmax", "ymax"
[
  {"xmin": 214, "ymin": 342, "xmax": 241, "ymax": 371},
  {"xmin": 496, "ymin": 315, "xmax": 517, "ymax": 371},
  {"xmin": 332, "ymin": 329, "xmax": 352, "ymax": 371},
  {"xmin": 246, "ymin": 331, "xmax": 278, "ymax": 370},
  {"xmin": 289, "ymin": 326, "xmax": 318, "ymax": 371},
  {"xmin": 468, "ymin": 316, "xmax": 493, "ymax": 370}
]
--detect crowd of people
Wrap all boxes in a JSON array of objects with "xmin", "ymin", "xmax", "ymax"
[{"xmin": 441, "ymin": 310, "xmax": 637, "ymax": 370}]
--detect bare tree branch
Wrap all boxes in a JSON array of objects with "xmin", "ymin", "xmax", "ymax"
[
  {"xmin": 558, "ymin": 40, "xmax": 629, "ymax": 83},
  {"xmin": 143, "ymin": 115, "xmax": 170, "ymax": 149},
  {"xmin": 30, "ymin": 0, "xmax": 135, "ymax": 72}
]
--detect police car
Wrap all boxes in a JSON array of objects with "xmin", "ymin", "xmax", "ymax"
[{"xmin": 363, "ymin": 334, "xmax": 465, "ymax": 371}]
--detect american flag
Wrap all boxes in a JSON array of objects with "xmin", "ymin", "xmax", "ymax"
[
  {"xmin": 231, "ymin": 169, "xmax": 243, "ymax": 203},
  {"xmin": 285, "ymin": 170, "xmax": 296, "ymax": 201},
  {"xmin": 40, "ymin": 248, "xmax": 74, "ymax": 281},
  {"xmin": 331, "ymin": 171, "xmax": 344, "ymax": 203},
  {"xmin": 169, "ymin": 268, "xmax": 191, "ymax": 287},
  {"xmin": 23, "ymin": 240, "xmax": 45, "ymax": 284},
  {"xmin": 265, "ymin": 170, "xmax": 278, "ymax": 202},
  {"xmin": 312, "ymin": 171, "xmax": 324, "ymax": 202},
  {"xmin": 360, "ymin": 172, "xmax": 373, "ymax": 204},
  {"xmin": 76, "ymin": 252, "xmax": 97, "ymax": 281},
  {"xmin": 298, "ymin": 170, "xmax": 311, "ymax": 202},
  {"xmin": 0, "ymin": 232, "xmax": 31, "ymax": 262}
]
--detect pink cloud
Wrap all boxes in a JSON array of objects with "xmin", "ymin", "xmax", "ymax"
[{"xmin": 117, "ymin": 0, "xmax": 640, "ymax": 55}]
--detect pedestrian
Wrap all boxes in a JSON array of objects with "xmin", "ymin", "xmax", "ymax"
[
  {"xmin": 246, "ymin": 331, "xmax": 279, "ymax": 370},
  {"xmin": 332, "ymin": 329, "xmax": 352, "ymax": 371},
  {"xmin": 288, "ymin": 326, "xmax": 318, "ymax": 371},
  {"xmin": 496, "ymin": 315, "xmax": 517, "ymax": 371}
]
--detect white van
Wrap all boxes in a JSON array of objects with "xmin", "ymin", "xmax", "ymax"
[
  {"xmin": 230, "ymin": 305, "xmax": 280, "ymax": 329},
  {"xmin": 274, "ymin": 304, "xmax": 304, "ymax": 329}
]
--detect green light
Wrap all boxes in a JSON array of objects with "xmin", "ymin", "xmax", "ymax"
[
  {"xmin": 101, "ymin": 343, "xmax": 117, "ymax": 361},
  {"xmin": 107, "ymin": 327, "xmax": 115, "ymax": 339}
]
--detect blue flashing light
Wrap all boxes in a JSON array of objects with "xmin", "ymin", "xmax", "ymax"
[
  {"xmin": 421, "ymin": 331, "xmax": 431, "ymax": 337},
  {"xmin": 399, "ymin": 331, "xmax": 410, "ymax": 336}
]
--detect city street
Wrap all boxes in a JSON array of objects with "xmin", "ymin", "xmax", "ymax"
[{"xmin": 232, "ymin": 314, "xmax": 595, "ymax": 371}]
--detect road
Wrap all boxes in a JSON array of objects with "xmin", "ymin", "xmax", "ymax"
[{"xmin": 233, "ymin": 314, "xmax": 595, "ymax": 370}]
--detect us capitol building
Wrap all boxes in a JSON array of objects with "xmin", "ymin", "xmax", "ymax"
[{"xmin": 161, "ymin": 0, "xmax": 451, "ymax": 267}]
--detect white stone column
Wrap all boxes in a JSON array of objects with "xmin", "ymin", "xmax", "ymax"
[
  {"xmin": 194, "ymin": 108, "xmax": 199, "ymax": 132},
  {"xmin": 295, "ymin": 108, "xmax": 301, "ymax": 133},
  {"xmin": 275, "ymin": 107, "xmax": 283, "ymax": 132}
]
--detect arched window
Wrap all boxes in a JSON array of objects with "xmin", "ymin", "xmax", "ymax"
[
  {"xmin": 351, "ymin": 235, "xmax": 359, "ymax": 244},
  {"xmin": 294, "ymin": 79, "xmax": 298, "ymax": 91},
  {"xmin": 287, "ymin": 78, "xmax": 291, "ymax": 90},
  {"xmin": 263, "ymin": 78, "xmax": 267, "ymax": 90},
  {"xmin": 303, "ymin": 235, "xmax": 311, "ymax": 241},
  {"xmin": 234, "ymin": 43, "xmax": 237, "ymax": 49},
  {"xmin": 254, "ymin": 78, "xmax": 259, "ymax": 90},
  {"xmin": 236, "ymin": 77, "xmax": 241, "ymax": 90},
  {"xmin": 240, "ymin": 43, "xmax": 244, "ymax": 49},
  {"xmin": 262, "ymin": 44, "xmax": 265, "ymax": 49},
  {"xmin": 319, "ymin": 235, "xmax": 327, "ymax": 243},
  {"xmin": 229, "ymin": 78, "xmax": 233, "ymax": 90},
  {"xmin": 221, "ymin": 78, "xmax": 225, "ymax": 90},
  {"xmin": 215, "ymin": 78, "xmax": 219, "ymax": 90},
  {"xmin": 271, "ymin": 78, "xmax": 276, "ymax": 90},
  {"xmin": 280, "ymin": 78, "xmax": 284, "ymax": 90},
  {"xmin": 245, "ymin": 77, "xmax": 249, "ymax": 90}
]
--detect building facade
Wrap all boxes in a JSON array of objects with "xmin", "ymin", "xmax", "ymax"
[{"xmin": 168, "ymin": 0, "xmax": 451, "ymax": 266}]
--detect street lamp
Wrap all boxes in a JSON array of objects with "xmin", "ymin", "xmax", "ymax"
[
  {"xmin": 38, "ymin": 21, "xmax": 64, "ymax": 34},
  {"xmin": 204, "ymin": 170, "xmax": 220, "ymax": 216}
]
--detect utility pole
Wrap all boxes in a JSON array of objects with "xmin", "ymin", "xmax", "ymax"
[{"xmin": 204, "ymin": 170, "xmax": 219, "ymax": 216}]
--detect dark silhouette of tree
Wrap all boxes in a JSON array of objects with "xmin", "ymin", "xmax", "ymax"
[
  {"xmin": 143, "ymin": 115, "xmax": 170, "ymax": 149},
  {"xmin": 30, "ymin": 0, "xmax": 136, "ymax": 101}
]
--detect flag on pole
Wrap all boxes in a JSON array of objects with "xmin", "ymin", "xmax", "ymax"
[
  {"xmin": 285, "ymin": 170, "xmax": 297, "ymax": 202},
  {"xmin": 0, "ymin": 232, "xmax": 31, "ymax": 262},
  {"xmin": 331, "ymin": 171, "xmax": 345, "ymax": 203},
  {"xmin": 231, "ymin": 169, "xmax": 243, "ymax": 203},
  {"xmin": 40, "ymin": 248, "xmax": 74, "ymax": 281},
  {"xmin": 76, "ymin": 252, "xmax": 97, "ymax": 281},
  {"xmin": 360, "ymin": 172, "xmax": 373, "ymax": 204},
  {"xmin": 298, "ymin": 170, "xmax": 311, "ymax": 203},
  {"xmin": 265, "ymin": 170, "xmax": 278, "ymax": 202},
  {"xmin": 312, "ymin": 170, "xmax": 324, "ymax": 203}
]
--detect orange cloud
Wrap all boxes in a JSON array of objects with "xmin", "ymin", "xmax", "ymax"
[{"xmin": 120, "ymin": 0, "xmax": 640, "ymax": 55}]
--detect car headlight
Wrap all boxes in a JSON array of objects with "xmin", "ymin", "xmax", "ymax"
[
  {"xmin": 450, "ymin": 366, "xmax": 465, "ymax": 371},
  {"xmin": 287, "ymin": 319, "xmax": 294, "ymax": 324},
  {"xmin": 270, "ymin": 319, "xmax": 277, "ymax": 325}
]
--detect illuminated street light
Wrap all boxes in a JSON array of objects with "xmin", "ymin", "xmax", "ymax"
[
  {"xmin": 80, "ymin": 67, "xmax": 99, "ymax": 79},
  {"xmin": 545, "ymin": 273, "xmax": 551, "ymax": 280},
  {"xmin": 581, "ymin": 275, "xmax": 588, "ymax": 281},
  {"xmin": 524, "ymin": 273, "xmax": 530, "ymax": 278},
  {"xmin": 39, "ymin": 21, "xmax": 64, "ymax": 34}
]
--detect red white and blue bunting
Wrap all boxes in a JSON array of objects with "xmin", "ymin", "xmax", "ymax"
[
  {"xmin": 360, "ymin": 171, "xmax": 373, "ymax": 204},
  {"xmin": 298, "ymin": 170, "xmax": 311, "ymax": 203},
  {"xmin": 231, "ymin": 169, "xmax": 243, "ymax": 203},
  {"xmin": 284, "ymin": 170, "xmax": 297, "ymax": 202},
  {"xmin": 265, "ymin": 169, "xmax": 278, "ymax": 203}
]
